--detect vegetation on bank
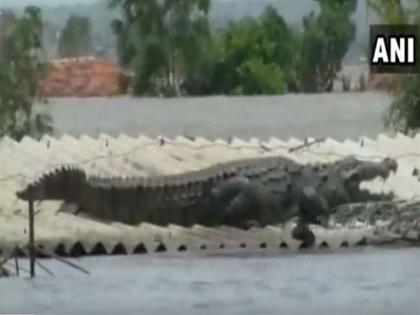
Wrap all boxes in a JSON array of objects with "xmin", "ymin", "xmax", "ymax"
[
  {"xmin": 58, "ymin": 15, "xmax": 92, "ymax": 58},
  {"xmin": 0, "ymin": 6, "xmax": 52, "ymax": 140},
  {"xmin": 110, "ymin": 0, "xmax": 357, "ymax": 96}
]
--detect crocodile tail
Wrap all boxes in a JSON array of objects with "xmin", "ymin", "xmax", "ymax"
[{"xmin": 16, "ymin": 165, "xmax": 87, "ymax": 201}]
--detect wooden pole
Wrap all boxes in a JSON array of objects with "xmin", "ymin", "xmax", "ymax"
[{"xmin": 28, "ymin": 199, "xmax": 35, "ymax": 278}]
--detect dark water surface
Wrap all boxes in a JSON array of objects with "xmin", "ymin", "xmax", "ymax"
[{"xmin": 0, "ymin": 247, "xmax": 419, "ymax": 314}]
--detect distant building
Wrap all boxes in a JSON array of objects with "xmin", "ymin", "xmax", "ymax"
[{"xmin": 39, "ymin": 56, "xmax": 127, "ymax": 97}]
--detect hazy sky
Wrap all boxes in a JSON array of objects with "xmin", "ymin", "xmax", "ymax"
[
  {"xmin": 1, "ymin": 0, "xmax": 98, "ymax": 7},
  {"xmin": 0, "ymin": 0, "xmax": 272, "ymax": 7}
]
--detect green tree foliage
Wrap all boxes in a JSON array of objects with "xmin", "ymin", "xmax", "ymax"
[
  {"xmin": 213, "ymin": 6, "xmax": 298, "ymax": 95},
  {"xmin": 110, "ymin": 0, "xmax": 211, "ymax": 96},
  {"xmin": 299, "ymin": 0, "xmax": 357, "ymax": 92},
  {"xmin": 110, "ymin": 1, "xmax": 297, "ymax": 96},
  {"xmin": 110, "ymin": 0, "xmax": 359, "ymax": 96},
  {"xmin": 180, "ymin": 32, "xmax": 223, "ymax": 95},
  {"xmin": 0, "ymin": 10, "xmax": 16, "ymax": 59},
  {"xmin": 368, "ymin": 0, "xmax": 408, "ymax": 24},
  {"xmin": 235, "ymin": 57, "xmax": 287, "ymax": 94},
  {"xmin": 385, "ymin": 75, "xmax": 420, "ymax": 134},
  {"xmin": 0, "ymin": 6, "xmax": 52, "ymax": 140},
  {"xmin": 208, "ymin": 7, "xmax": 298, "ymax": 94},
  {"xmin": 58, "ymin": 15, "xmax": 92, "ymax": 58}
]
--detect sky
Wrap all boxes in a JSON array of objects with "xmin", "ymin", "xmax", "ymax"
[
  {"xmin": 1, "ymin": 0, "xmax": 98, "ymax": 7},
  {"xmin": 3, "ymin": 0, "xmax": 298, "ymax": 7}
]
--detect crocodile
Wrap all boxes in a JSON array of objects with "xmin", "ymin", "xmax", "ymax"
[{"xmin": 16, "ymin": 155, "xmax": 397, "ymax": 240}]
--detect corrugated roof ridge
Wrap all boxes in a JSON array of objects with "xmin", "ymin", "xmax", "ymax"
[{"xmin": 6, "ymin": 133, "xmax": 412, "ymax": 145}]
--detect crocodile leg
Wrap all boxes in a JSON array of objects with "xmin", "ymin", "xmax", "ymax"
[
  {"xmin": 299, "ymin": 185, "xmax": 329, "ymax": 225},
  {"xmin": 287, "ymin": 185, "xmax": 329, "ymax": 247},
  {"xmin": 210, "ymin": 176, "xmax": 273, "ymax": 228},
  {"xmin": 291, "ymin": 220, "xmax": 316, "ymax": 247}
]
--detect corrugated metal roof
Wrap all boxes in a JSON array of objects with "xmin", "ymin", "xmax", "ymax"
[{"xmin": 1, "ymin": 133, "xmax": 420, "ymax": 256}]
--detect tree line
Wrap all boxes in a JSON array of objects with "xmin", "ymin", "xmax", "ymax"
[
  {"xmin": 110, "ymin": 0, "xmax": 357, "ymax": 96},
  {"xmin": 1, "ymin": 0, "xmax": 420, "ymax": 140},
  {"xmin": 0, "ymin": 0, "xmax": 358, "ymax": 140}
]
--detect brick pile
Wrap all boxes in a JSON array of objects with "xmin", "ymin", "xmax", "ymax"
[{"xmin": 40, "ymin": 57, "xmax": 123, "ymax": 97}]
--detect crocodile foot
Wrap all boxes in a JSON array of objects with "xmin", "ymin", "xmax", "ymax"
[{"xmin": 291, "ymin": 221, "xmax": 316, "ymax": 247}]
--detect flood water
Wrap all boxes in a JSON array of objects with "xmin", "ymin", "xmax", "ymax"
[
  {"xmin": 11, "ymin": 92, "xmax": 414, "ymax": 314},
  {"xmin": 0, "ymin": 247, "xmax": 419, "ymax": 314},
  {"xmin": 40, "ymin": 92, "xmax": 392, "ymax": 140}
]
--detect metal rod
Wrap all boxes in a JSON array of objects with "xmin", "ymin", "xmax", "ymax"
[
  {"xmin": 49, "ymin": 252, "xmax": 90, "ymax": 275},
  {"xmin": 4, "ymin": 261, "xmax": 30, "ymax": 274},
  {"xmin": 20, "ymin": 247, "xmax": 53, "ymax": 276},
  {"xmin": 38, "ymin": 249, "xmax": 90, "ymax": 275},
  {"xmin": 14, "ymin": 254, "xmax": 19, "ymax": 276},
  {"xmin": 35, "ymin": 260, "xmax": 54, "ymax": 276},
  {"xmin": 289, "ymin": 138, "xmax": 326, "ymax": 153},
  {"xmin": 28, "ymin": 199, "xmax": 35, "ymax": 278}
]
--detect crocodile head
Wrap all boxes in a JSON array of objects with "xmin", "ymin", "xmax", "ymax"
[{"xmin": 335, "ymin": 157, "xmax": 398, "ymax": 203}]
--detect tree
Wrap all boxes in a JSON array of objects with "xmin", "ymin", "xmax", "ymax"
[
  {"xmin": 0, "ymin": 6, "xmax": 52, "ymax": 140},
  {"xmin": 368, "ymin": 0, "xmax": 408, "ymax": 24},
  {"xmin": 210, "ymin": 6, "xmax": 298, "ymax": 95},
  {"xmin": 385, "ymin": 75, "xmax": 420, "ymax": 134},
  {"xmin": 180, "ymin": 31, "xmax": 223, "ymax": 95},
  {"xmin": 110, "ymin": 0, "xmax": 211, "ymax": 96},
  {"xmin": 299, "ymin": 0, "xmax": 357, "ymax": 92},
  {"xmin": 58, "ymin": 15, "xmax": 92, "ymax": 58},
  {"xmin": 235, "ymin": 57, "xmax": 287, "ymax": 94},
  {"xmin": 0, "ymin": 10, "xmax": 17, "ymax": 61}
]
